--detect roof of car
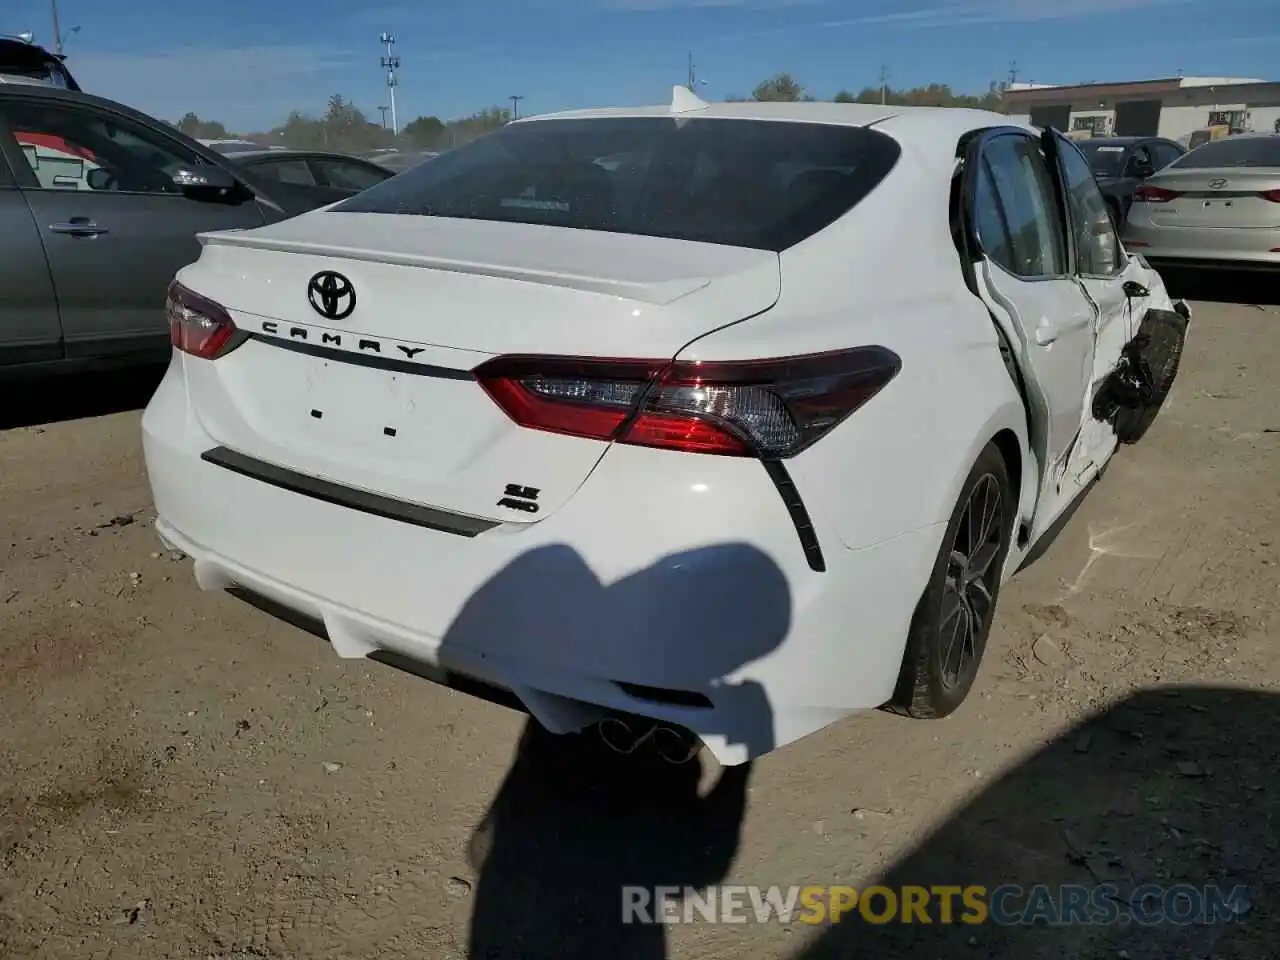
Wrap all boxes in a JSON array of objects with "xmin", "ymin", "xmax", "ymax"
[
  {"xmin": 524, "ymin": 99, "xmax": 1019, "ymax": 132},
  {"xmin": 231, "ymin": 149, "xmax": 378, "ymax": 162},
  {"xmin": 1079, "ymin": 136, "xmax": 1166, "ymax": 146}
]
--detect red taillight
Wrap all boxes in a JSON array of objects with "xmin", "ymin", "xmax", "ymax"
[
  {"xmin": 1259, "ymin": 189, "xmax": 1280, "ymax": 203},
  {"xmin": 1134, "ymin": 185, "xmax": 1181, "ymax": 203},
  {"xmin": 166, "ymin": 280, "xmax": 239, "ymax": 359},
  {"xmin": 474, "ymin": 348, "xmax": 902, "ymax": 459}
]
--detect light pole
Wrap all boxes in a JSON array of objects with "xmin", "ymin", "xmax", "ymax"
[
  {"xmin": 380, "ymin": 32, "xmax": 400, "ymax": 135},
  {"xmin": 509, "ymin": 95, "xmax": 523, "ymax": 120},
  {"xmin": 49, "ymin": 1, "xmax": 79, "ymax": 55}
]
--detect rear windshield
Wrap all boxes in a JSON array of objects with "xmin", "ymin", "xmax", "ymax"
[
  {"xmin": 1172, "ymin": 136, "xmax": 1280, "ymax": 169},
  {"xmin": 334, "ymin": 117, "xmax": 901, "ymax": 251},
  {"xmin": 1077, "ymin": 142, "xmax": 1128, "ymax": 178}
]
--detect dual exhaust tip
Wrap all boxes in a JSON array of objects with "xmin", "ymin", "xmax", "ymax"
[{"xmin": 596, "ymin": 715, "xmax": 702, "ymax": 765}]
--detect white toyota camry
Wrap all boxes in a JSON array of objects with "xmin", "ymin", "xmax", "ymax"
[{"xmin": 143, "ymin": 89, "xmax": 1190, "ymax": 766}]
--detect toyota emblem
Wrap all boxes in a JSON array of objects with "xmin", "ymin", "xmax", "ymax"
[
  {"xmin": 1208, "ymin": 178, "xmax": 1228, "ymax": 190},
  {"xmin": 307, "ymin": 271, "xmax": 356, "ymax": 320}
]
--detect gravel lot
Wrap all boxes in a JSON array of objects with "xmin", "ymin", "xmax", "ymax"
[{"xmin": 2, "ymin": 276, "xmax": 1278, "ymax": 960}]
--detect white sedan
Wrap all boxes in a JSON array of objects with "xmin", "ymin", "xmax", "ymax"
[{"xmin": 143, "ymin": 89, "xmax": 1190, "ymax": 766}]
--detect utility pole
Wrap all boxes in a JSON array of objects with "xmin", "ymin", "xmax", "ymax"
[
  {"xmin": 50, "ymin": 0, "xmax": 62, "ymax": 54},
  {"xmin": 380, "ymin": 33, "xmax": 400, "ymax": 135},
  {"xmin": 378, "ymin": 105, "xmax": 389, "ymax": 128},
  {"xmin": 687, "ymin": 50, "xmax": 697, "ymax": 90},
  {"xmin": 508, "ymin": 95, "xmax": 524, "ymax": 120},
  {"xmin": 878, "ymin": 65, "xmax": 889, "ymax": 105},
  {"xmin": 1008, "ymin": 60, "xmax": 1019, "ymax": 87}
]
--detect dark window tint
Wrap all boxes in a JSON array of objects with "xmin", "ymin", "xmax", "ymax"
[
  {"xmin": 335, "ymin": 117, "xmax": 902, "ymax": 251},
  {"xmin": 251, "ymin": 158, "xmax": 315, "ymax": 186},
  {"xmin": 1078, "ymin": 142, "xmax": 1128, "ymax": 178},
  {"xmin": 1057, "ymin": 139, "xmax": 1122, "ymax": 276},
  {"xmin": 4, "ymin": 102, "xmax": 200, "ymax": 194},
  {"xmin": 977, "ymin": 134, "xmax": 1067, "ymax": 278},
  {"xmin": 1173, "ymin": 136, "xmax": 1280, "ymax": 169},
  {"xmin": 972, "ymin": 159, "xmax": 1015, "ymax": 272},
  {"xmin": 1151, "ymin": 141, "xmax": 1183, "ymax": 169},
  {"xmin": 313, "ymin": 159, "xmax": 388, "ymax": 192}
]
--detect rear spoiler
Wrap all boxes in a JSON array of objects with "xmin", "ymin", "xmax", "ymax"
[{"xmin": 196, "ymin": 231, "xmax": 717, "ymax": 306}]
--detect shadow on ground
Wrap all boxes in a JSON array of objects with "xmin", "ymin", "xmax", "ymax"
[
  {"xmin": 1162, "ymin": 269, "xmax": 1280, "ymax": 308},
  {"xmin": 791, "ymin": 686, "xmax": 1276, "ymax": 960},
  {"xmin": 447, "ymin": 542, "xmax": 790, "ymax": 959},
  {"xmin": 0, "ymin": 366, "xmax": 165, "ymax": 431}
]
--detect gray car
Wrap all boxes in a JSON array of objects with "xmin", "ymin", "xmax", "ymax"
[
  {"xmin": 1122, "ymin": 133, "xmax": 1280, "ymax": 272},
  {"xmin": 0, "ymin": 84, "xmax": 344, "ymax": 379}
]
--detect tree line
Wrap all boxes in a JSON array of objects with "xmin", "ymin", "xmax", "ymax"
[
  {"xmin": 175, "ymin": 74, "xmax": 1010, "ymax": 156},
  {"xmin": 739, "ymin": 73, "xmax": 1008, "ymax": 111},
  {"xmin": 174, "ymin": 96, "xmax": 512, "ymax": 155}
]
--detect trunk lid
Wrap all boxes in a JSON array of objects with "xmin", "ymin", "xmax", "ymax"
[
  {"xmin": 182, "ymin": 212, "xmax": 780, "ymax": 525},
  {"xmin": 1142, "ymin": 167, "xmax": 1280, "ymax": 229}
]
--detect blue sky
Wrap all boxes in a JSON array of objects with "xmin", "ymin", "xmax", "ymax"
[{"xmin": 7, "ymin": 0, "xmax": 1278, "ymax": 132}]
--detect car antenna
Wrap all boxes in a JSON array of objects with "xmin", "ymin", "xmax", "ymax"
[{"xmin": 670, "ymin": 84, "xmax": 709, "ymax": 114}]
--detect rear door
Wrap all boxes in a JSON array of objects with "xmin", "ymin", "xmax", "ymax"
[
  {"xmin": 0, "ymin": 144, "xmax": 61, "ymax": 365},
  {"xmin": 0, "ymin": 96, "xmax": 268, "ymax": 359},
  {"xmin": 964, "ymin": 129, "xmax": 1097, "ymax": 496}
]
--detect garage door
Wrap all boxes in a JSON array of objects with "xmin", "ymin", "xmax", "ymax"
[
  {"xmin": 1029, "ymin": 105, "xmax": 1071, "ymax": 131},
  {"xmin": 1115, "ymin": 100, "xmax": 1162, "ymax": 136}
]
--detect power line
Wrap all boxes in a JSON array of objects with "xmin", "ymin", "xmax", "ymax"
[{"xmin": 380, "ymin": 32, "xmax": 400, "ymax": 135}]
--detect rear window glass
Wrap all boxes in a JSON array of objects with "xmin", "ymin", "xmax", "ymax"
[
  {"xmin": 1172, "ymin": 136, "xmax": 1280, "ymax": 169},
  {"xmin": 334, "ymin": 117, "xmax": 901, "ymax": 251}
]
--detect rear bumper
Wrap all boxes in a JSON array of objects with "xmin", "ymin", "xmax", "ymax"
[
  {"xmin": 1123, "ymin": 222, "xmax": 1280, "ymax": 269},
  {"xmin": 142, "ymin": 357, "xmax": 944, "ymax": 765}
]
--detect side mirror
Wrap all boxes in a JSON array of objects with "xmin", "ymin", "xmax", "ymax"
[
  {"xmin": 171, "ymin": 164, "xmax": 237, "ymax": 194},
  {"xmin": 85, "ymin": 167, "xmax": 113, "ymax": 190}
]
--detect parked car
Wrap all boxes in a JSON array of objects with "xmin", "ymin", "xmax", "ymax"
[
  {"xmin": 1075, "ymin": 136, "xmax": 1186, "ymax": 228},
  {"xmin": 1122, "ymin": 132, "xmax": 1280, "ymax": 273},
  {"xmin": 228, "ymin": 149, "xmax": 394, "ymax": 196},
  {"xmin": 371, "ymin": 150, "xmax": 439, "ymax": 173},
  {"xmin": 0, "ymin": 36, "xmax": 79, "ymax": 90},
  {"xmin": 199, "ymin": 138, "xmax": 274, "ymax": 155},
  {"xmin": 0, "ymin": 84, "xmax": 363, "ymax": 378},
  {"xmin": 143, "ymin": 93, "xmax": 1190, "ymax": 767}
]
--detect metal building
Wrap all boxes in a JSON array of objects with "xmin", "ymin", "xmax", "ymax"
[{"xmin": 1003, "ymin": 76, "xmax": 1280, "ymax": 147}]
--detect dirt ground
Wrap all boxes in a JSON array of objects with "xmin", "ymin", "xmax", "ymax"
[{"xmin": 2, "ymin": 275, "xmax": 1278, "ymax": 960}]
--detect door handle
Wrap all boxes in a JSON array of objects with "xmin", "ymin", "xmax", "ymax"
[{"xmin": 50, "ymin": 219, "xmax": 109, "ymax": 238}]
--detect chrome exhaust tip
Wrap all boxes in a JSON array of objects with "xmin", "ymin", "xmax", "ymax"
[{"xmin": 596, "ymin": 714, "xmax": 702, "ymax": 764}]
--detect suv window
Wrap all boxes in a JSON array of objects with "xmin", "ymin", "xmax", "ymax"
[
  {"xmin": 974, "ymin": 134, "xmax": 1067, "ymax": 278},
  {"xmin": 335, "ymin": 117, "xmax": 903, "ymax": 252},
  {"xmin": 5, "ymin": 101, "xmax": 200, "ymax": 193},
  {"xmin": 1056, "ymin": 138, "xmax": 1122, "ymax": 276},
  {"xmin": 313, "ymin": 158, "xmax": 387, "ymax": 192}
]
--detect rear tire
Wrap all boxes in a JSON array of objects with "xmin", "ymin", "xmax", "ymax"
[
  {"xmin": 1114, "ymin": 308, "xmax": 1188, "ymax": 445},
  {"xmin": 888, "ymin": 443, "xmax": 1016, "ymax": 719}
]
